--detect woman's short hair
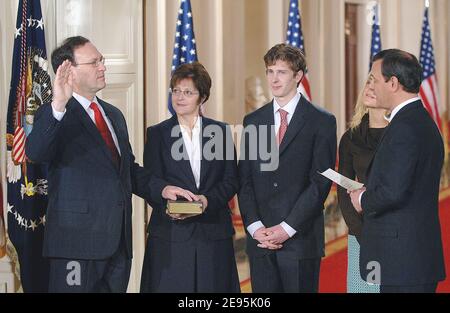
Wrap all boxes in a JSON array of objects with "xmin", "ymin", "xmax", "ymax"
[{"xmin": 170, "ymin": 62, "xmax": 212, "ymax": 104}]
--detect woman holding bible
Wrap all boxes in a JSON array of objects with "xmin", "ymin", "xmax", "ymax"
[{"xmin": 140, "ymin": 62, "xmax": 240, "ymax": 293}]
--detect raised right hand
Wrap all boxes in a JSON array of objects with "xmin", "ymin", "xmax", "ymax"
[{"xmin": 52, "ymin": 60, "xmax": 73, "ymax": 112}]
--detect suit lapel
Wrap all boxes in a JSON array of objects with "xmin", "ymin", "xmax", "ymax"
[
  {"xmin": 279, "ymin": 97, "xmax": 309, "ymax": 156},
  {"xmin": 99, "ymin": 99, "xmax": 126, "ymax": 172},
  {"xmin": 259, "ymin": 102, "xmax": 277, "ymax": 158},
  {"xmin": 68, "ymin": 98, "xmax": 116, "ymax": 169},
  {"xmin": 199, "ymin": 118, "xmax": 213, "ymax": 189},
  {"xmin": 365, "ymin": 100, "xmax": 422, "ymax": 180},
  {"xmin": 162, "ymin": 115, "xmax": 198, "ymax": 190}
]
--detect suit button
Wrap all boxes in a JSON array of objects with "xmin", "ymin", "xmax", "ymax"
[{"xmin": 273, "ymin": 182, "xmax": 278, "ymax": 188}]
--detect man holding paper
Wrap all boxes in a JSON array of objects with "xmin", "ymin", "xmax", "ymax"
[{"xmin": 349, "ymin": 49, "xmax": 446, "ymax": 293}]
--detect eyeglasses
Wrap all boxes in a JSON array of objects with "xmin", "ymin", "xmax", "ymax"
[
  {"xmin": 170, "ymin": 88, "xmax": 199, "ymax": 98},
  {"xmin": 74, "ymin": 56, "xmax": 106, "ymax": 68}
]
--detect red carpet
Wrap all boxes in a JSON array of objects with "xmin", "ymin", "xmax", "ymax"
[{"xmin": 319, "ymin": 190, "xmax": 450, "ymax": 293}]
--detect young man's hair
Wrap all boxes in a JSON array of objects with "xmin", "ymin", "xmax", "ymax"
[{"xmin": 264, "ymin": 43, "xmax": 307, "ymax": 74}]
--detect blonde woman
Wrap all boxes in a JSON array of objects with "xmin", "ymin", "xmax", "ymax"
[{"xmin": 337, "ymin": 77, "xmax": 388, "ymax": 293}]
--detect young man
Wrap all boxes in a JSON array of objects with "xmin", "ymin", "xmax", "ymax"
[{"xmin": 238, "ymin": 43, "xmax": 337, "ymax": 292}]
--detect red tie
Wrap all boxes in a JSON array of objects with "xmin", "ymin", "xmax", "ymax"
[
  {"xmin": 278, "ymin": 109, "xmax": 289, "ymax": 146},
  {"xmin": 90, "ymin": 102, "xmax": 120, "ymax": 167}
]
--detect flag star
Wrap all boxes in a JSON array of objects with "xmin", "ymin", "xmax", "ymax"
[
  {"xmin": 188, "ymin": 12, "xmax": 192, "ymax": 18},
  {"xmin": 290, "ymin": 12, "xmax": 294, "ymax": 17},
  {"xmin": 177, "ymin": 20, "xmax": 182, "ymax": 26},
  {"xmin": 36, "ymin": 18, "xmax": 44, "ymax": 29},
  {"xmin": 14, "ymin": 27, "xmax": 22, "ymax": 38},
  {"xmin": 176, "ymin": 32, "xmax": 181, "ymax": 37},
  {"xmin": 179, "ymin": 9, "xmax": 183, "ymax": 14},
  {"xmin": 287, "ymin": 31, "xmax": 291, "ymax": 36},
  {"xmin": 295, "ymin": 23, "xmax": 299, "ymax": 28},
  {"xmin": 40, "ymin": 216, "xmax": 46, "ymax": 226},
  {"xmin": 294, "ymin": 33, "xmax": 298, "ymax": 37},
  {"xmin": 173, "ymin": 54, "xmax": 177, "ymax": 60},
  {"xmin": 186, "ymin": 24, "xmax": 190, "ymax": 29},
  {"xmin": 291, "ymin": 3, "xmax": 296, "ymax": 8},
  {"xmin": 27, "ymin": 16, "xmax": 34, "ymax": 27},
  {"xmin": 172, "ymin": 65, "xmax": 176, "ymax": 70},
  {"xmin": 191, "ymin": 39, "xmax": 196, "ymax": 44},
  {"xmin": 181, "ymin": 46, "xmax": 187, "ymax": 52},
  {"xmin": 30, "ymin": 220, "xmax": 38, "ymax": 231},
  {"xmin": 7, "ymin": 203, "xmax": 13, "ymax": 214},
  {"xmin": 183, "ymin": 35, "xmax": 189, "ymax": 40},
  {"xmin": 175, "ymin": 43, "xmax": 179, "ymax": 48},
  {"xmin": 288, "ymin": 22, "xmax": 292, "ymax": 27},
  {"xmin": 180, "ymin": 57, "xmax": 186, "ymax": 62},
  {"xmin": 190, "ymin": 49, "xmax": 196, "ymax": 55}
]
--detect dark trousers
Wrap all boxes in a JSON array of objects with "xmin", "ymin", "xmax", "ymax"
[
  {"xmin": 48, "ymin": 231, "xmax": 131, "ymax": 293},
  {"xmin": 380, "ymin": 283, "xmax": 438, "ymax": 293},
  {"xmin": 249, "ymin": 253, "xmax": 321, "ymax": 293}
]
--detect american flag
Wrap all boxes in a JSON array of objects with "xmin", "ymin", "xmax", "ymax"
[
  {"xmin": 6, "ymin": 0, "xmax": 51, "ymax": 292},
  {"xmin": 285, "ymin": 0, "xmax": 311, "ymax": 101},
  {"xmin": 419, "ymin": 6, "xmax": 442, "ymax": 131},
  {"xmin": 369, "ymin": 2, "xmax": 382, "ymax": 70},
  {"xmin": 169, "ymin": 0, "xmax": 198, "ymax": 115}
]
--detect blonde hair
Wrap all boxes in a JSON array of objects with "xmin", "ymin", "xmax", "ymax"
[{"xmin": 349, "ymin": 80, "xmax": 370, "ymax": 130}]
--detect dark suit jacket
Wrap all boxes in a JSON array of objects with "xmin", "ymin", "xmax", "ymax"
[
  {"xmin": 360, "ymin": 100, "xmax": 446, "ymax": 286},
  {"xmin": 26, "ymin": 97, "xmax": 151, "ymax": 260},
  {"xmin": 144, "ymin": 115, "xmax": 238, "ymax": 241},
  {"xmin": 238, "ymin": 97, "xmax": 337, "ymax": 259}
]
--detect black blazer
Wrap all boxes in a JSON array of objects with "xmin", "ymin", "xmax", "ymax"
[
  {"xmin": 360, "ymin": 100, "xmax": 446, "ymax": 286},
  {"xmin": 144, "ymin": 116, "xmax": 238, "ymax": 241},
  {"xmin": 238, "ymin": 97, "xmax": 337, "ymax": 259},
  {"xmin": 26, "ymin": 98, "xmax": 151, "ymax": 260}
]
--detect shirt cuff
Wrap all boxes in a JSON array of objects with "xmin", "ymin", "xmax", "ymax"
[
  {"xmin": 52, "ymin": 106, "xmax": 66, "ymax": 121},
  {"xmin": 281, "ymin": 222, "xmax": 297, "ymax": 238},
  {"xmin": 359, "ymin": 191, "xmax": 365, "ymax": 207},
  {"xmin": 247, "ymin": 221, "xmax": 265, "ymax": 238}
]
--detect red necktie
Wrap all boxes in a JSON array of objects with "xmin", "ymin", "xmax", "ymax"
[
  {"xmin": 90, "ymin": 102, "xmax": 120, "ymax": 167},
  {"xmin": 278, "ymin": 109, "xmax": 289, "ymax": 146}
]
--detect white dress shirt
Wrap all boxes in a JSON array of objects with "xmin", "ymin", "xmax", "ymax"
[
  {"xmin": 247, "ymin": 93, "xmax": 302, "ymax": 239},
  {"xmin": 358, "ymin": 96, "xmax": 421, "ymax": 206},
  {"xmin": 52, "ymin": 92, "xmax": 121, "ymax": 155},
  {"xmin": 180, "ymin": 116, "xmax": 202, "ymax": 189}
]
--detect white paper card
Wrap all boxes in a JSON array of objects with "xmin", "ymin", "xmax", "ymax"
[{"xmin": 319, "ymin": 169, "xmax": 364, "ymax": 191}]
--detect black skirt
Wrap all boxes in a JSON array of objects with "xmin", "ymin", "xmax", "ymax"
[{"xmin": 140, "ymin": 230, "xmax": 241, "ymax": 293}]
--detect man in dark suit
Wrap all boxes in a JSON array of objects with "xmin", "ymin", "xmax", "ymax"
[
  {"xmin": 238, "ymin": 44, "xmax": 337, "ymax": 293},
  {"xmin": 26, "ymin": 36, "xmax": 152, "ymax": 292},
  {"xmin": 350, "ymin": 49, "xmax": 446, "ymax": 293}
]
